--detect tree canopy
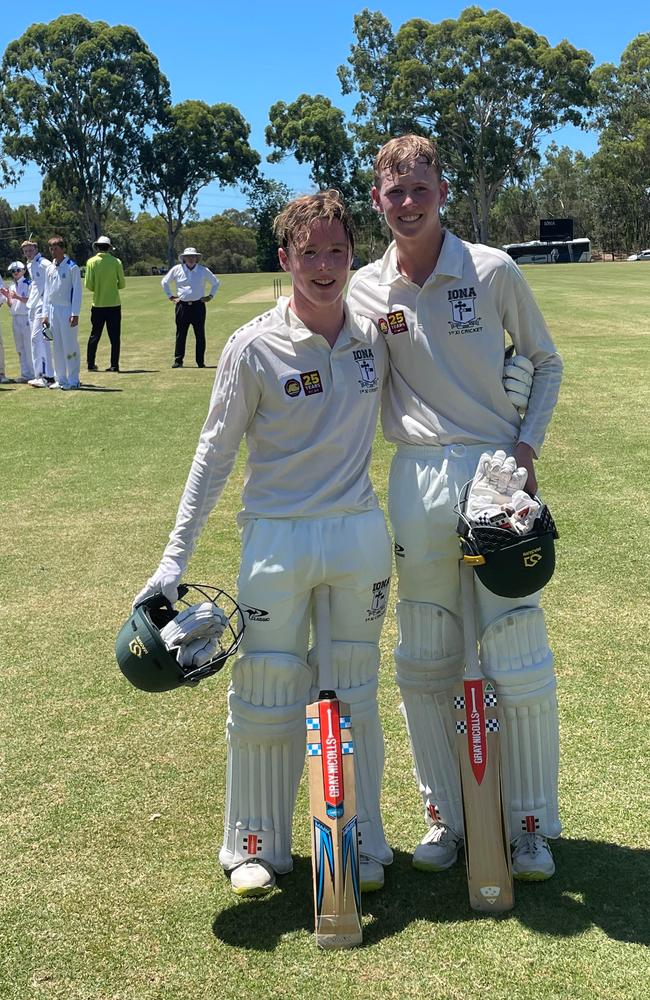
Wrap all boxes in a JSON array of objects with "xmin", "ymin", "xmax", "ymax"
[
  {"xmin": 0, "ymin": 14, "xmax": 170, "ymax": 243},
  {"xmin": 137, "ymin": 100, "xmax": 260, "ymax": 267}
]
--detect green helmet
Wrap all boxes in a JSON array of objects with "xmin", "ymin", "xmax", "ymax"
[
  {"xmin": 456, "ymin": 484, "xmax": 558, "ymax": 599},
  {"xmin": 116, "ymin": 584, "xmax": 244, "ymax": 693}
]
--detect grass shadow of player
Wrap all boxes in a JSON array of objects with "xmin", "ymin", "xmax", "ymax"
[
  {"xmin": 77, "ymin": 384, "xmax": 122, "ymax": 392},
  {"xmin": 510, "ymin": 837, "xmax": 649, "ymax": 944},
  {"xmin": 114, "ymin": 368, "xmax": 158, "ymax": 374},
  {"xmin": 212, "ymin": 840, "xmax": 649, "ymax": 949}
]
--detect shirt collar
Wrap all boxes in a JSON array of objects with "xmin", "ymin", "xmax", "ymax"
[
  {"xmin": 378, "ymin": 229, "xmax": 464, "ymax": 286},
  {"xmin": 278, "ymin": 296, "xmax": 364, "ymax": 347}
]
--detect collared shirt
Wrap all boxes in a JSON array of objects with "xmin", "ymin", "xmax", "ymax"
[
  {"xmin": 9, "ymin": 277, "xmax": 30, "ymax": 315},
  {"xmin": 26, "ymin": 253, "xmax": 49, "ymax": 310},
  {"xmin": 85, "ymin": 252, "xmax": 126, "ymax": 307},
  {"xmin": 42, "ymin": 255, "xmax": 82, "ymax": 315},
  {"xmin": 161, "ymin": 262, "xmax": 219, "ymax": 301},
  {"xmin": 347, "ymin": 231, "xmax": 563, "ymax": 456},
  {"xmin": 159, "ymin": 297, "xmax": 388, "ymax": 575}
]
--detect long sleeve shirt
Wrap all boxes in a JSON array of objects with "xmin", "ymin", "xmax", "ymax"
[
  {"xmin": 84, "ymin": 252, "xmax": 125, "ymax": 307},
  {"xmin": 161, "ymin": 263, "xmax": 219, "ymax": 302},
  {"xmin": 347, "ymin": 231, "xmax": 563, "ymax": 457},
  {"xmin": 42, "ymin": 256, "xmax": 82, "ymax": 316},
  {"xmin": 26, "ymin": 253, "xmax": 49, "ymax": 311}
]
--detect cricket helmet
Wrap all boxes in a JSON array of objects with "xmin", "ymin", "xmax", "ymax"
[
  {"xmin": 456, "ymin": 482, "xmax": 558, "ymax": 599},
  {"xmin": 116, "ymin": 584, "xmax": 244, "ymax": 692}
]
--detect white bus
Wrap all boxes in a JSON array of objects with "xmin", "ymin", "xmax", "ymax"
[{"xmin": 503, "ymin": 237, "xmax": 591, "ymax": 264}]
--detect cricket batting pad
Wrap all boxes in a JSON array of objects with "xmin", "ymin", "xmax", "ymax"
[
  {"xmin": 395, "ymin": 600, "xmax": 465, "ymax": 835},
  {"xmin": 481, "ymin": 607, "xmax": 561, "ymax": 839},
  {"xmin": 219, "ymin": 652, "xmax": 313, "ymax": 873}
]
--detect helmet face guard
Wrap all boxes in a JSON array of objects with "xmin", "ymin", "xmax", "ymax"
[
  {"xmin": 116, "ymin": 584, "xmax": 244, "ymax": 692},
  {"xmin": 455, "ymin": 482, "xmax": 558, "ymax": 598}
]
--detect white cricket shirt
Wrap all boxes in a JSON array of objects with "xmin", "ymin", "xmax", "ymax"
[
  {"xmin": 161, "ymin": 263, "xmax": 219, "ymax": 301},
  {"xmin": 347, "ymin": 231, "xmax": 563, "ymax": 456},
  {"xmin": 26, "ymin": 253, "xmax": 49, "ymax": 311},
  {"xmin": 42, "ymin": 256, "xmax": 82, "ymax": 315},
  {"xmin": 160, "ymin": 298, "xmax": 388, "ymax": 575}
]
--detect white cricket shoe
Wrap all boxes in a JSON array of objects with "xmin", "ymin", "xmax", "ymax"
[
  {"xmin": 28, "ymin": 376, "xmax": 49, "ymax": 388},
  {"xmin": 412, "ymin": 823, "xmax": 463, "ymax": 872},
  {"xmin": 360, "ymin": 855, "xmax": 384, "ymax": 892},
  {"xmin": 511, "ymin": 833, "xmax": 555, "ymax": 881},
  {"xmin": 48, "ymin": 381, "xmax": 63, "ymax": 389},
  {"xmin": 230, "ymin": 860, "xmax": 276, "ymax": 897}
]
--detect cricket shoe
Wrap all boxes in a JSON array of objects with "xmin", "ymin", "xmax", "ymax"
[
  {"xmin": 28, "ymin": 376, "xmax": 49, "ymax": 388},
  {"xmin": 230, "ymin": 860, "xmax": 276, "ymax": 897},
  {"xmin": 412, "ymin": 823, "xmax": 463, "ymax": 872},
  {"xmin": 48, "ymin": 381, "xmax": 63, "ymax": 389},
  {"xmin": 511, "ymin": 833, "xmax": 555, "ymax": 881},
  {"xmin": 360, "ymin": 855, "xmax": 384, "ymax": 892},
  {"xmin": 15, "ymin": 376, "xmax": 29, "ymax": 383}
]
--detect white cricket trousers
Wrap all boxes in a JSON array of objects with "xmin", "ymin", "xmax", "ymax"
[
  {"xmin": 12, "ymin": 313, "xmax": 34, "ymax": 379},
  {"xmin": 30, "ymin": 305, "xmax": 53, "ymax": 379},
  {"xmin": 48, "ymin": 304, "xmax": 81, "ymax": 387},
  {"xmin": 219, "ymin": 508, "xmax": 394, "ymax": 873}
]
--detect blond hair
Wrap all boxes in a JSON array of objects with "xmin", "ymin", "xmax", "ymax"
[
  {"xmin": 274, "ymin": 190, "xmax": 355, "ymax": 253},
  {"xmin": 373, "ymin": 135, "xmax": 443, "ymax": 187}
]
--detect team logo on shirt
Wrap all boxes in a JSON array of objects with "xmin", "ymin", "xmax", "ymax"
[
  {"xmin": 394, "ymin": 541, "xmax": 405, "ymax": 559},
  {"xmin": 284, "ymin": 378, "xmax": 302, "ymax": 397},
  {"xmin": 387, "ymin": 310, "xmax": 408, "ymax": 334},
  {"xmin": 353, "ymin": 348, "xmax": 378, "ymax": 392},
  {"xmin": 366, "ymin": 578, "xmax": 390, "ymax": 622},
  {"xmin": 447, "ymin": 286, "xmax": 482, "ymax": 335},
  {"xmin": 377, "ymin": 317, "xmax": 389, "ymax": 335},
  {"xmin": 300, "ymin": 370, "xmax": 323, "ymax": 395}
]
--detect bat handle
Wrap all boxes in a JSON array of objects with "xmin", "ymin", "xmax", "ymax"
[
  {"xmin": 460, "ymin": 560, "xmax": 482, "ymax": 678},
  {"xmin": 314, "ymin": 584, "xmax": 335, "ymax": 694}
]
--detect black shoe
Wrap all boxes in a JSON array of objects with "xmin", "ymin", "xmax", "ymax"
[
  {"xmin": 197, "ymin": 363, "xmax": 206, "ymax": 368},
  {"xmin": 172, "ymin": 361, "xmax": 183, "ymax": 368},
  {"xmin": 106, "ymin": 366, "xmax": 119, "ymax": 372},
  {"xmin": 87, "ymin": 364, "xmax": 98, "ymax": 372}
]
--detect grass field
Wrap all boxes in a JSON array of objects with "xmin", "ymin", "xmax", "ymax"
[{"xmin": 1, "ymin": 264, "xmax": 648, "ymax": 1000}]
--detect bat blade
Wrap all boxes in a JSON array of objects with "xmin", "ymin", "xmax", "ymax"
[
  {"xmin": 454, "ymin": 676, "xmax": 514, "ymax": 912},
  {"xmin": 307, "ymin": 693, "xmax": 362, "ymax": 949}
]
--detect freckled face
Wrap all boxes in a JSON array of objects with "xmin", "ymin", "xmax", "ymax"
[
  {"xmin": 372, "ymin": 157, "xmax": 448, "ymax": 243},
  {"xmin": 278, "ymin": 218, "xmax": 352, "ymax": 313}
]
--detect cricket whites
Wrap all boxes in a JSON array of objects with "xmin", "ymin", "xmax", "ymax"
[
  {"xmin": 306, "ymin": 584, "xmax": 363, "ymax": 948},
  {"xmin": 454, "ymin": 560, "xmax": 514, "ymax": 912}
]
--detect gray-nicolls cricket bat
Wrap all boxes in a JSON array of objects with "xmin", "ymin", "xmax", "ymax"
[
  {"xmin": 306, "ymin": 584, "xmax": 362, "ymax": 949},
  {"xmin": 454, "ymin": 560, "xmax": 514, "ymax": 912}
]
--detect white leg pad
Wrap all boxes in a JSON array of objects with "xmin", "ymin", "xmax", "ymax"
[
  {"xmin": 308, "ymin": 640, "xmax": 393, "ymax": 865},
  {"xmin": 219, "ymin": 653, "xmax": 314, "ymax": 874},
  {"xmin": 481, "ymin": 607, "xmax": 561, "ymax": 839},
  {"xmin": 394, "ymin": 600, "xmax": 465, "ymax": 834}
]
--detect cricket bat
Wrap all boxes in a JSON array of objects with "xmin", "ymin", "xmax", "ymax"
[
  {"xmin": 306, "ymin": 584, "xmax": 363, "ymax": 949},
  {"xmin": 454, "ymin": 560, "xmax": 514, "ymax": 912}
]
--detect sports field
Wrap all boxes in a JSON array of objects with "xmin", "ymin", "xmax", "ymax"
[{"xmin": 1, "ymin": 264, "xmax": 648, "ymax": 1000}]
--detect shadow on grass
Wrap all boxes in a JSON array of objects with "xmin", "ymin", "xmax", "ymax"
[
  {"xmin": 211, "ymin": 839, "xmax": 649, "ymax": 950},
  {"xmin": 77, "ymin": 384, "xmax": 123, "ymax": 392}
]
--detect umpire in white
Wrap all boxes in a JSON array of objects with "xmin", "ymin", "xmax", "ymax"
[{"xmin": 161, "ymin": 247, "xmax": 219, "ymax": 368}]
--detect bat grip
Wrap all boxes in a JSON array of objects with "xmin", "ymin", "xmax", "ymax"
[
  {"xmin": 314, "ymin": 583, "xmax": 335, "ymax": 693},
  {"xmin": 460, "ymin": 560, "xmax": 482, "ymax": 678}
]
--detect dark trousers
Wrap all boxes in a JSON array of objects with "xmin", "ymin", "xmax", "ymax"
[
  {"xmin": 174, "ymin": 300, "xmax": 206, "ymax": 365},
  {"xmin": 87, "ymin": 305, "xmax": 121, "ymax": 368}
]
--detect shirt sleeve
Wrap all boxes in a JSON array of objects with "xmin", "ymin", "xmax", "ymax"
[
  {"xmin": 70, "ymin": 265, "xmax": 82, "ymax": 315},
  {"xmin": 161, "ymin": 267, "xmax": 176, "ymax": 296},
  {"xmin": 206, "ymin": 269, "xmax": 219, "ymax": 296},
  {"xmin": 41, "ymin": 267, "xmax": 51, "ymax": 312},
  {"xmin": 84, "ymin": 260, "xmax": 95, "ymax": 291},
  {"xmin": 499, "ymin": 262, "xmax": 563, "ymax": 456},
  {"xmin": 156, "ymin": 335, "xmax": 261, "ymax": 577}
]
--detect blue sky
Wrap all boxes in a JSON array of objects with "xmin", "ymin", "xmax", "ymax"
[{"xmin": 0, "ymin": 1, "xmax": 646, "ymax": 218}]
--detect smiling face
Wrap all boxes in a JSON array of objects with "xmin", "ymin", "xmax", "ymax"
[
  {"xmin": 278, "ymin": 217, "xmax": 352, "ymax": 316},
  {"xmin": 372, "ymin": 155, "xmax": 448, "ymax": 246}
]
